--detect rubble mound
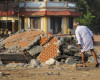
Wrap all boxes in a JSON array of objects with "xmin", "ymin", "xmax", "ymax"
[
  {"xmin": 0, "ymin": 30, "xmax": 80, "ymax": 65},
  {"xmin": 0, "ymin": 29, "xmax": 98, "ymax": 68}
]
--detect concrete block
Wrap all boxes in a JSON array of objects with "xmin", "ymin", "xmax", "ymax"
[
  {"xmin": 45, "ymin": 58, "xmax": 56, "ymax": 65},
  {"xmin": 28, "ymin": 46, "xmax": 43, "ymax": 56},
  {"xmin": 88, "ymin": 56, "xmax": 100, "ymax": 63},
  {"xmin": 29, "ymin": 59, "xmax": 40, "ymax": 68},
  {"xmin": 65, "ymin": 57, "xmax": 75, "ymax": 65},
  {"xmin": 0, "ymin": 72, "xmax": 4, "ymax": 77}
]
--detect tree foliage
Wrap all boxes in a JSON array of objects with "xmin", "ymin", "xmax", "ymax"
[
  {"xmin": 74, "ymin": 0, "xmax": 100, "ymax": 34},
  {"xmin": 66, "ymin": 0, "xmax": 100, "ymax": 33}
]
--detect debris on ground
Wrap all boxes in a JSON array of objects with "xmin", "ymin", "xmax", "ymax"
[
  {"xmin": 0, "ymin": 72, "xmax": 4, "ymax": 77},
  {"xmin": 0, "ymin": 29, "xmax": 99, "ymax": 68}
]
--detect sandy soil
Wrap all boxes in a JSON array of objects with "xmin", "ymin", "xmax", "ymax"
[
  {"xmin": 0, "ymin": 35, "xmax": 100, "ymax": 80},
  {"xmin": 0, "ymin": 63, "xmax": 100, "ymax": 80}
]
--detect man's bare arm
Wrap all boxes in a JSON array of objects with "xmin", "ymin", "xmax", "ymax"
[{"xmin": 79, "ymin": 44, "xmax": 82, "ymax": 49}]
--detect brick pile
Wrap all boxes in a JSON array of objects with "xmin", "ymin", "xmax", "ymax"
[
  {"xmin": 0, "ymin": 29, "xmax": 78, "ymax": 64},
  {"xmin": 38, "ymin": 37, "xmax": 61, "ymax": 63}
]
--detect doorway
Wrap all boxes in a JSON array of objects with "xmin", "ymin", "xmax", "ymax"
[{"xmin": 50, "ymin": 17, "xmax": 62, "ymax": 34}]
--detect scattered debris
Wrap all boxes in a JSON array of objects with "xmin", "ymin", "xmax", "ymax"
[
  {"xmin": 29, "ymin": 59, "xmax": 40, "ymax": 68},
  {"xmin": 43, "ymin": 72, "xmax": 60, "ymax": 75},
  {"xmin": 0, "ymin": 72, "xmax": 4, "ymax": 77},
  {"xmin": 88, "ymin": 56, "xmax": 100, "ymax": 63},
  {"xmin": 45, "ymin": 58, "xmax": 57, "ymax": 66},
  {"xmin": 6, "ymin": 63, "xmax": 25, "ymax": 68},
  {"xmin": 65, "ymin": 57, "xmax": 75, "ymax": 65},
  {"xmin": 0, "ymin": 29, "xmax": 98, "ymax": 68}
]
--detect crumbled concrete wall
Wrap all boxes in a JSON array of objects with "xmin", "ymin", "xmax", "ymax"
[{"xmin": 0, "ymin": 29, "xmax": 94, "ymax": 67}]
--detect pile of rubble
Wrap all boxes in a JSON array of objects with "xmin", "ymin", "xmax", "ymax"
[{"xmin": 0, "ymin": 29, "xmax": 99, "ymax": 68}]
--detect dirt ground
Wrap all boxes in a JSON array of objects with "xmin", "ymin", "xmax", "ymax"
[
  {"xmin": 0, "ymin": 35, "xmax": 100, "ymax": 80},
  {"xmin": 0, "ymin": 63, "xmax": 100, "ymax": 80}
]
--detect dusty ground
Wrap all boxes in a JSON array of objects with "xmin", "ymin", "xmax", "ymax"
[
  {"xmin": 0, "ymin": 35, "xmax": 100, "ymax": 80},
  {"xmin": 0, "ymin": 63, "xmax": 100, "ymax": 80}
]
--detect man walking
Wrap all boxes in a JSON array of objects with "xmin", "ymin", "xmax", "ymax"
[{"xmin": 73, "ymin": 21, "xmax": 99, "ymax": 67}]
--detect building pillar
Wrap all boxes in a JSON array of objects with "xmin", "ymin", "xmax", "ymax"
[
  {"xmin": 24, "ymin": 17, "xmax": 28, "ymax": 29},
  {"xmin": 27, "ymin": 17, "xmax": 30, "ymax": 28},
  {"xmin": 44, "ymin": 16, "xmax": 47, "ymax": 34},
  {"xmin": 64, "ymin": 17, "xmax": 68, "ymax": 34},
  {"xmin": 41, "ymin": 17, "xmax": 44, "ymax": 31}
]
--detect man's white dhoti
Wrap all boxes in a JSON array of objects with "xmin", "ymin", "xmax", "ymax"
[
  {"xmin": 75, "ymin": 25, "xmax": 94, "ymax": 52},
  {"xmin": 81, "ymin": 37, "xmax": 94, "ymax": 52}
]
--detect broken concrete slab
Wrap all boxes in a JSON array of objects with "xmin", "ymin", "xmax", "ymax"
[
  {"xmin": 65, "ymin": 57, "xmax": 75, "ymax": 65},
  {"xmin": 3, "ymin": 30, "xmax": 44, "ymax": 50},
  {"xmin": 38, "ymin": 37, "xmax": 61, "ymax": 63},
  {"xmin": 23, "ymin": 36, "xmax": 41, "ymax": 51},
  {"xmin": 88, "ymin": 56, "xmax": 100, "ymax": 63},
  {"xmin": 6, "ymin": 63, "xmax": 25, "ymax": 68},
  {"xmin": 28, "ymin": 46, "xmax": 43, "ymax": 56},
  {"xmin": 29, "ymin": 59, "xmax": 40, "ymax": 68},
  {"xmin": 0, "ymin": 54, "xmax": 32, "ymax": 64},
  {"xmin": 45, "ymin": 58, "xmax": 56, "ymax": 66}
]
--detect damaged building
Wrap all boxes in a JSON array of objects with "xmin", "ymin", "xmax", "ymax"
[{"xmin": 0, "ymin": 0, "xmax": 81, "ymax": 35}]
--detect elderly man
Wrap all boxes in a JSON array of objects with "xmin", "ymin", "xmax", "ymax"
[{"xmin": 73, "ymin": 21, "xmax": 99, "ymax": 67}]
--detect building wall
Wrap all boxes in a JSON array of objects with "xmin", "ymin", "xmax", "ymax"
[
  {"xmin": 0, "ymin": 16, "xmax": 18, "ymax": 32},
  {"xmin": 0, "ymin": 17, "xmax": 18, "ymax": 21}
]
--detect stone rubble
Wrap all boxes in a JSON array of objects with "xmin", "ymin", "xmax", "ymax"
[
  {"xmin": 45, "ymin": 58, "xmax": 56, "ymax": 66},
  {"xmin": 29, "ymin": 59, "xmax": 40, "ymax": 68},
  {"xmin": 0, "ymin": 29, "xmax": 99, "ymax": 68},
  {"xmin": 0, "ymin": 72, "xmax": 4, "ymax": 77},
  {"xmin": 65, "ymin": 57, "xmax": 75, "ymax": 65}
]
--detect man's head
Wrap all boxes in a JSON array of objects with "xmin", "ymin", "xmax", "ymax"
[{"xmin": 73, "ymin": 21, "xmax": 79, "ymax": 28}]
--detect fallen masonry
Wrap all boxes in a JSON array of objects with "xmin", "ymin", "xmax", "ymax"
[{"xmin": 0, "ymin": 29, "xmax": 99, "ymax": 68}]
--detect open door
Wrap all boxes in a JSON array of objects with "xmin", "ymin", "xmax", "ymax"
[{"xmin": 50, "ymin": 17, "xmax": 62, "ymax": 34}]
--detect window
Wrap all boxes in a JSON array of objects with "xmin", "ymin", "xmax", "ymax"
[
  {"xmin": 38, "ymin": 0, "xmax": 43, "ymax": 1},
  {"xmin": 49, "ymin": 0, "xmax": 54, "ymax": 1},
  {"xmin": 31, "ymin": 17, "xmax": 41, "ymax": 29},
  {"xmin": 69, "ymin": 17, "xmax": 74, "ymax": 29}
]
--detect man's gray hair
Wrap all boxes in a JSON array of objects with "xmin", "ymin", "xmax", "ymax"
[{"xmin": 73, "ymin": 21, "xmax": 79, "ymax": 26}]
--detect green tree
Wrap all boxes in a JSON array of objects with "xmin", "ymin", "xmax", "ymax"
[
  {"xmin": 76, "ymin": 0, "xmax": 100, "ymax": 34},
  {"xmin": 76, "ymin": 0, "xmax": 95, "ymax": 28}
]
